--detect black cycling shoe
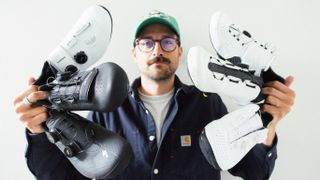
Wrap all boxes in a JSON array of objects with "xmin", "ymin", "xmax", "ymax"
[
  {"xmin": 38, "ymin": 62, "xmax": 129, "ymax": 112},
  {"xmin": 45, "ymin": 110, "xmax": 133, "ymax": 179}
]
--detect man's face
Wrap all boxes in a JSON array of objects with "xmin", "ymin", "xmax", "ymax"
[{"xmin": 132, "ymin": 24, "xmax": 183, "ymax": 82}]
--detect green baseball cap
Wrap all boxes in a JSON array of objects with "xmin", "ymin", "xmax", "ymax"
[{"xmin": 134, "ymin": 10, "xmax": 180, "ymax": 39}]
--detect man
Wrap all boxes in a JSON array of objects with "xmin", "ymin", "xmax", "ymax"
[{"xmin": 13, "ymin": 10, "xmax": 295, "ymax": 180}]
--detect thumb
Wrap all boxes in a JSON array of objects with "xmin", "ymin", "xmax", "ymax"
[
  {"xmin": 285, "ymin": 75, "xmax": 294, "ymax": 87},
  {"xmin": 28, "ymin": 77, "xmax": 36, "ymax": 86}
]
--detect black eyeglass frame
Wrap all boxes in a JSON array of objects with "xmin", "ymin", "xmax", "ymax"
[{"xmin": 134, "ymin": 37, "xmax": 181, "ymax": 53}]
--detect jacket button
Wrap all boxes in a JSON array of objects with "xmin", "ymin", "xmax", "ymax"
[
  {"xmin": 153, "ymin": 168, "xmax": 159, "ymax": 174},
  {"xmin": 149, "ymin": 135, "xmax": 155, "ymax": 141}
]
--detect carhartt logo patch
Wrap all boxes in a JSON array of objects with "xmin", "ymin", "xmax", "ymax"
[{"xmin": 180, "ymin": 135, "xmax": 191, "ymax": 147}]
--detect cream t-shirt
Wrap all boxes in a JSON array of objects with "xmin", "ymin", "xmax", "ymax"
[{"xmin": 139, "ymin": 88, "xmax": 174, "ymax": 145}]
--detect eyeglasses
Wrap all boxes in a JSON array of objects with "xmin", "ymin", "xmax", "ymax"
[{"xmin": 135, "ymin": 37, "xmax": 179, "ymax": 53}]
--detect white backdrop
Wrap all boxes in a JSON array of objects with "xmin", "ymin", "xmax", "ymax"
[{"xmin": 1, "ymin": 0, "xmax": 319, "ymax": 179}]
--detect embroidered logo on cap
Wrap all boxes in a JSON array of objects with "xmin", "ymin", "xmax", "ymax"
[
  {"xmin": 180, "ymin": 135, "xmax": 191, "ymax": 147},
  {"xmin": 149, "ymin": 10, "xmax": 169, "ymax": 19}
]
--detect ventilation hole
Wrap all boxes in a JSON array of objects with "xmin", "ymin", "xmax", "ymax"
[{"xmin": 243, "ymin": 30, "xmax": 251, "ymax": 38}]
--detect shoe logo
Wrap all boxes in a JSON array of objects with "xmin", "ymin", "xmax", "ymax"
[
  {"xmin": 180, "ymin": 135, "xmax": 191, "ymax": 147},
  {"xmin": 102, "ymin": 149, "xmax": 109, "ymax": 158}
]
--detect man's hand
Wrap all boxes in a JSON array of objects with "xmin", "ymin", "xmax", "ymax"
[
  {"xmin": 13, "ymin": 77, "xmax": 49, "ymax": 134},
  {"xmin": 261, "ymin": 75, "xmax": 296, "ymax": 146}
]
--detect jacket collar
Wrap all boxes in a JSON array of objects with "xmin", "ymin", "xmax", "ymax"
[{"xmin": 129, "ymin": 75, "xmax": 194, "ymax": 101}]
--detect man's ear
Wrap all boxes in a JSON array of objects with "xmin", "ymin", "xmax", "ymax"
[
  {"xmin": 131, "ymin": 47, "xmax": 137, "ymax": 61},
  {"xmin": 178, "ymin": 47, "xmax": 183, "ymax": 60}
]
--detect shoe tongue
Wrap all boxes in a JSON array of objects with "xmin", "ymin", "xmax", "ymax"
[
  {"xmin": 227, "ymin": 56, "xmax": 241, "ymax": 65},
  {"xmin": 55, "ymin": 71, "xmax": 74, "ymax": 82},
  {"xmin": 242, "ymin": 30, "xmax": 251, "ymax": 38},
  {"xmin": 226, "ymin": 56, "xmax": 249, "ymax": 69}
]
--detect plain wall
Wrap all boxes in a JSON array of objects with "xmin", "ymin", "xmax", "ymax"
[{"xmin": 1, "ymin": 0, "xmax": 319, "ymax": 179}]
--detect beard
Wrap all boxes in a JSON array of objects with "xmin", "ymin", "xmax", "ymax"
[{"xmin": 144, "ymin": 56, "xmax": 177, "ymax": 81}]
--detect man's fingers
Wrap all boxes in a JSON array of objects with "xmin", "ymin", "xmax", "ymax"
[
  {"xmin": 261, "ymin": 103, "xmax": 291, "ymax": 122},
  {"xmin": 263, "ymin": 81, "xmax": 296, "ymax": 100},
  {"xmin": 264, "ymin": 81, "xmax": 291, "ymax": 94},
  {"xmin": 25, "ymin": 113, "xmax": 48, "ymax": 134},
  {"xmin": 30, "ymin": 112, "xmax": 48, "ymax": 126},
  {"xmin": 18, "ymin": 106, "xmax": 48, "ymax": 122},
  {"xmin": 262, "ymin": 86, "xmax": 295, "ymax": 106},
  {"xmin": 28, "ymin": 77, "xmax": 36, "ymax": 86},
  {"xmin": 13, "ymin": 85, "xmax": 38, "ymax": 105},
  {"xmin": 285, "ymin": 75, "xmax": 294, "ymax": 87},
  {"xmin": 13, "ymin": 77, "xmax": 39, "ymax": 105},
  {"xmin": 27, "ymin": 91, "xmax": 49, "ymax": 103},
  {"xmin": 264, "ymin": 95, "xmax": 282, "ymax": 107},
  {"xmin": 262, "ymin": 87, "xmax": 287, "ymax": 102},
  {"xmin": 14, "ymin": 90, "xmax": 49, "ymax": 109}
]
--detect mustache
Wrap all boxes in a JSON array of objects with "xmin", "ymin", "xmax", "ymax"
[{"xmin": 147, "ymin": 56, "xmax": 171, "ymax": 65}]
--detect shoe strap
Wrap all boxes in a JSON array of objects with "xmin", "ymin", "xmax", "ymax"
[{"xmin": 79, "ymin": 68, "xmax": 98, "ymax": 101}]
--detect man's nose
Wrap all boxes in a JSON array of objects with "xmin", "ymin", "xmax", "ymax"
[{"xmin": 152, "ymin": 41, "xmax": 163, "ymax": 57}]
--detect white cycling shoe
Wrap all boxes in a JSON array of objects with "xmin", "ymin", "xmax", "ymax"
[
  {"xmin": 210, "ymin": 11, "xmax": 275, "ymax": 76},
  {"xmin": 187, "ymin": 46, "xmax": 264, "ymax": 105},
  {"xmin": 192, "ymin": 11, "xmax": 284, "ymax": 172},
  {"xmin": 199, "ymin": 104, "xmax": 268, "ymax": 171},
  {"xmin": 47, "ymin": 5, "xmax": 113, "ymax": 73}
]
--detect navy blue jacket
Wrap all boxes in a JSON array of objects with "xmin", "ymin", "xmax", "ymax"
[{"xmin": 25, "ymin": 76, "xmax": 277, "ymax": 180}]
